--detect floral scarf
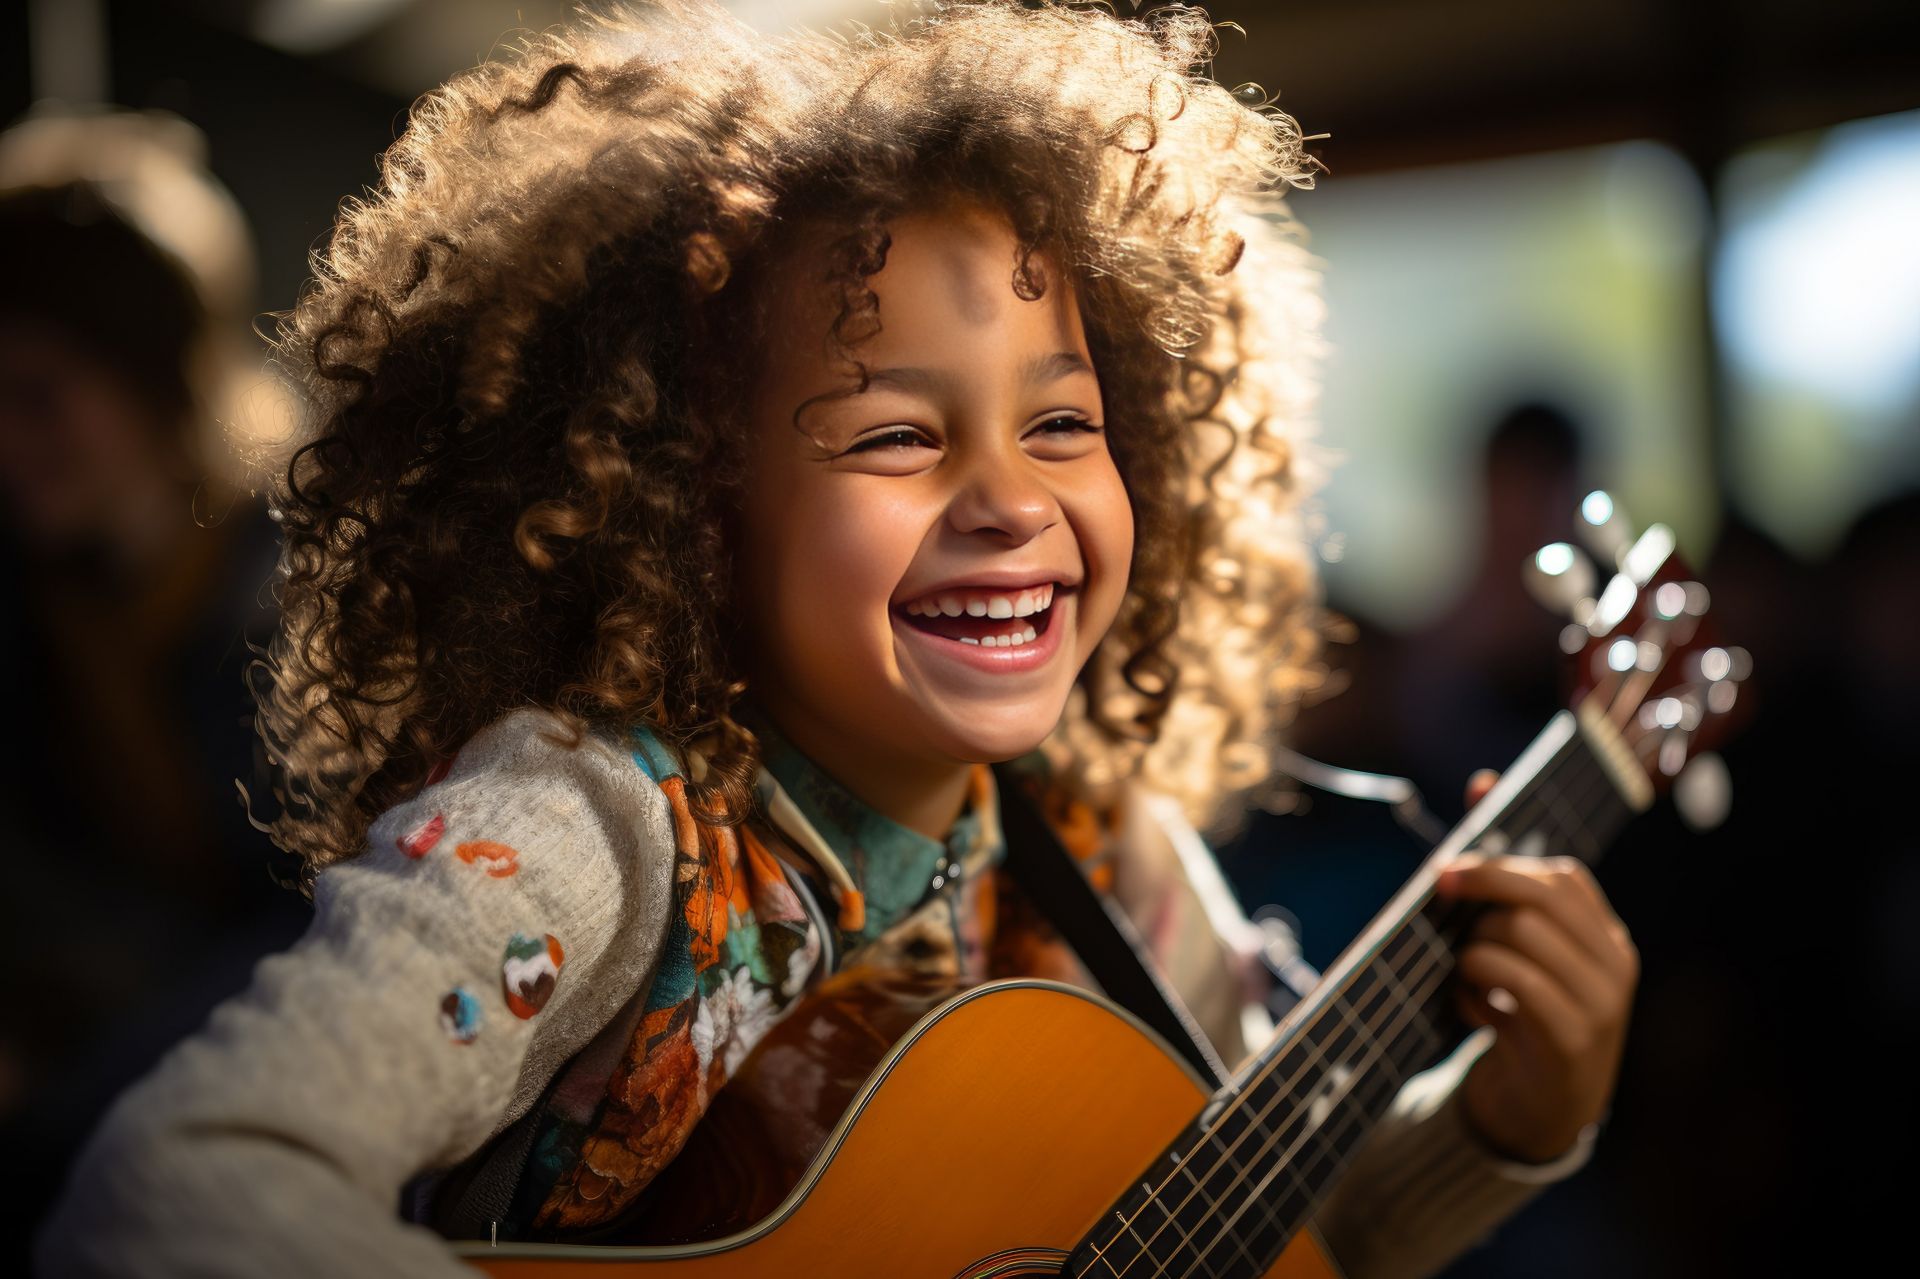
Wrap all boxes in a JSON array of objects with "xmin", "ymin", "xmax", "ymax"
[{"xmin": 502, "ymin": 714, "xmax": 1115, "ymax": 1237}]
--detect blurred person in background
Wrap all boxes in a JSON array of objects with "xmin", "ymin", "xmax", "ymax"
[
  {"xmin": 1395, "ymin": 402, "xmax": 1589, "ymax": 803},
  {"xmin": 0, "ymin": 106, "xmax": 306, "ymax": 1245}
]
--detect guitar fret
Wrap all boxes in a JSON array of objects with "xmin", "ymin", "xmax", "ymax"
[
  {"xmin": 1069, "ymin": 713, "xmax": 1650, "ymax": 1279},
  {"xmin": 1128, "ymin": 1193, "xmax": 1199, "ymax": 1278},
  {"xmin": 1187, "ymin": 952, "xmax": 1448, "ymax": 1276},
  {"xmin": 1203, "ymin": 1138, "xmax": 1284, "ymax": 1277}
]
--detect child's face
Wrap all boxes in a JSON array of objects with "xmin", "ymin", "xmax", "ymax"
[{"xmin": 733, "ymin": 202, "xmax": 1133, "ymax": 773}]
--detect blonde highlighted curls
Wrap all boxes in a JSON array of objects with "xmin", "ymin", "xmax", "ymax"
[{"xmin": 249, "ymin": 0, "xmax": 1334, "ymax": 884}]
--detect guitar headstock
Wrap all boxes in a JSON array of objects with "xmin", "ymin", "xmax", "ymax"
[{"xmin": 1524, "ymin": 491, "xmax": 1751, "ymax": 828}]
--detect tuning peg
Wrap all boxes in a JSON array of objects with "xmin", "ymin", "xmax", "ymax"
[
  {"xmin": 1524, "ymin": 541, "xmax": 1597, "ymax": 616},
  {"xmin": 1576, "ymin": 489, "xmax": 1634, "ymax": 566}
]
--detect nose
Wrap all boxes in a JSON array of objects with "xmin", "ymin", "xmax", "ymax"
[{"xmin": 945, "ymin": 436, "xmax": 1058, "ymax": 543}]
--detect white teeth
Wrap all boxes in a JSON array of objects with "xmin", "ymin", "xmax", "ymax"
[
  {"xmin": 902, "ymin": 583, "xmax": 1063, "ymax": 619},
  {"xmin": 959, "ymin": 626, "xmax": 1039, "ymax": 648}
]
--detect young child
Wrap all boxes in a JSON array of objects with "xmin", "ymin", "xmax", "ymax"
[{"xmin": 37, "ymin": 3, "xmax": 1637, "ymax": 1276}]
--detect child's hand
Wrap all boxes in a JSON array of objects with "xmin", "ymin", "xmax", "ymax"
[{"xmin": 1434, "ymin": 770, "xmax": 1639, "ymax": 1164}]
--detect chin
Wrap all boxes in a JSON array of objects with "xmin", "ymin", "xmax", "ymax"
[{"xmin": 918, "ymin": 698, "xmax": 1066, "ymax": 764}]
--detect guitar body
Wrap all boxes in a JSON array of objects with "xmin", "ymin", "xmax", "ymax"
[
  {"xmin": 461, "ymin": 978, "xmax": 1340, "ymax": 1278},
  {"xmin": 458, "ymin": 510, "xmax": 1735, "ymax": 1279}
]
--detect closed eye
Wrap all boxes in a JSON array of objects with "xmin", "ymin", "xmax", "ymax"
[
  {"xmin": 845, "ymin": 427, "xmax": 932, "ymax": 454},
  {"xmin": 844, "ymin": 416, "xmax": 1102, "ymax": 456},
  {"xmin": 1034, "ymin": 415, "xmax": 1103, "ymax": 437}
]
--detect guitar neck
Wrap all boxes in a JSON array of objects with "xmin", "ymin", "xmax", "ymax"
[{"xmin": 1069, "ymin": 707, "xmax": 1651, "ymax": 1279}]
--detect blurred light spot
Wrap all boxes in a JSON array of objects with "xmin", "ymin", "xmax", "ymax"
[
  {"xmin": 1592, "ymin": 574, "xmax": 1639, "ymax": 635},
  {"xmin": 1536, "ymin": 542, "xmax": 1576, "ymax": 576},
  {"xmin": 1608, "ymin": 638, "xmax": 1637, "ymax": 672},
  {"xmin": 1717, "ymin": 110, "xmax": 1920, "ymax": 417},
  {"xmin": 1728, "ymin": 647, "xmax": 1753, "ymax": 681},
  {"xmin": 1654, "ymin": 581, "xmax": 1687, "ymax": 619},
  {"xmin": 1700, "ymin": 647, "xmax": 1732, "ymax": 682},
  {"xmin": 1582, "ymin": 490, "xmax": 1615, "ymax": 526},
  {"xmin": 1674, "ymin": 752, "xmax": 1732, "ymax": 830}
]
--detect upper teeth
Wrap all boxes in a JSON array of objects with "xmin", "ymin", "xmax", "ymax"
[{"xmin": 902, "ymin": 583, "xmax": 1056, "ymax": 619}]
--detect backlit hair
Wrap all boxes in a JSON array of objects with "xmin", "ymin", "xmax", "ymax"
[{"xmin": 252, "ymin": 0, "xmax": 1333, "ymax": 881}]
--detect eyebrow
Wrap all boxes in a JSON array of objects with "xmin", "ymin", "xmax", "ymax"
[{"xmin": 860, "ymin": 350, "xmax": 1096, "ymax": 396}]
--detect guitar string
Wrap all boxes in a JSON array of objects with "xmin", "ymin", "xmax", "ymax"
[
  {"xmin": 1094, "ymin": 738, "xmax": 1611, "ymax": 1279},
  {"xmin": 1167, "ymin": 746, "xmax": 1616, "ymax": 1279},
  {"xmin": 1175, "ymin": 687, "xmax": 1654, "ymax": 1273},
  {"xmin": 1180, "ymin": 931, "xmax": 1458, "ymax": 1277},
  {"xmin": 1112, "ymin": 935, "xmax": 1446, "ymax": 1279},
  {"xmin": 1094, "ymin": 874, "xmax": 1472, "ymax": 1278},
  {"xmin": 1150, "ymin": 910, "xmax": 1458, "ymax": 1279},
  {"xmin": 1099, "ymin": 738, "xmax": 1598, "ymax": 1271},
  {"xmin": 1173, "ymin": 747, "xmax": 1617, "ymax": 1279},
  {"xmin": 1088, "ymin": 739, "xmax": 1591, "ymax": 1278}
]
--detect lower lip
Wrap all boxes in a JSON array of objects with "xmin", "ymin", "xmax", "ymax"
[{"xmin": 892, "ymin": 593, "xmax": 1069, "ymax": 675}]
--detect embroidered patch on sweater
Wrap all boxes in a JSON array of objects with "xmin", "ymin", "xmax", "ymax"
[
  {"xmin": 397, "ymin": 813, "xmax": 446, "ymax": 859},
  {"xmin": 440, "ymin": 987, "xmax": 483, "ymax": 1043},
  {"xmin": 457, "ymin": 840, "xmax": 520, "ymax": 878},
  {"xmin": 502, "ymin": 933, "xmax": 565, "ymax": 1018}
]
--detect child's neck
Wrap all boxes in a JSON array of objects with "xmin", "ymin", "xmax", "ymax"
[{"xmin": 739, "ymin": 696, "xmax": 974, "ymax": 844}]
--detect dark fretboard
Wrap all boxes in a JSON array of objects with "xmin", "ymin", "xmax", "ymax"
[{"xmin": 1068, "ymin": 709, "xmax": 1645, "ymax": 1279}]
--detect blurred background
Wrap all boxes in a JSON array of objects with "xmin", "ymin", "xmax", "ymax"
[{"xmin": 2, "ymin": 1, "xmax": 1914, "ymax": 1274}]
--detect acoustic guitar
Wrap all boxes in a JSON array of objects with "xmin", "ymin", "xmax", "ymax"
[{"xmin": 458, "ymin": 506, "xmax": 1745, "ymax": 1278}]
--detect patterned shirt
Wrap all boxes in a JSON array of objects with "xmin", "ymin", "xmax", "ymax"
[{"xmin": 506, "ymin": 706, "xmax": 1104, "ymax": 1236}]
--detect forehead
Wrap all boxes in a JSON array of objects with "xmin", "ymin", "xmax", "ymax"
[{"xmin": 752, "ymin": 202, "xmax": 1089, "ymax": 399}]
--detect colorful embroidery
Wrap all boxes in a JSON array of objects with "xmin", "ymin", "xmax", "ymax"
[
  {"xmin": 397, "ymin": 812, "xmax": 446, "ymax": 859},
  {"xmin": 504, "ymin": 720, "xmax": 1012, "ymax": 1240},
  {"xmin": 457, "ymin": 840, "xmax": 520, "ymax": 878},
  {"xmin": 439, "ymin": 987, "xmax": 483, "ymax": 1044},
  {"xmin": 502, "ymin": 933, "xmax": 565, "ymax": 1019},
  {"xmin": 399, "ymin": 715, "xmax": 1183, "ymax": 1249}
]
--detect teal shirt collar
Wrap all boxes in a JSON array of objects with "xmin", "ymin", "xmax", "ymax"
[{"xmin": 737, "ymin": 704, "xmax": 1005, "ymax": 947}]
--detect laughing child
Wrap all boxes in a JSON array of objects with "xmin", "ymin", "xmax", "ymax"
[{"xmin": 38, "ymin": 4, "xmax": 1638, "ymax": 1276}]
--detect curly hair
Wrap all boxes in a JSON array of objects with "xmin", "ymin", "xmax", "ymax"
[{"xmin": 249, "ymin": 0, "xmax": 1334, "ymax": 884}]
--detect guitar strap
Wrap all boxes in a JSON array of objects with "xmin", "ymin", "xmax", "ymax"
[{"xmin": 989, "ymin": 762, "xmax": 1230, "ymax": 1088}]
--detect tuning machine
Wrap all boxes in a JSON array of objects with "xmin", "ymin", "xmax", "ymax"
[
  {"xmin": 1576, "ymin": 489, "xmax": 1634, "ymax": 566},
  {"xmin": 1525, "ymin": 540, "xmax": 1599, "ymax": 624}
]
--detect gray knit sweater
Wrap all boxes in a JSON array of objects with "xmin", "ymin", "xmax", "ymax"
[{"xmin": 34, "ymin": 708, "xmax": 1589, "ymax": 1278}]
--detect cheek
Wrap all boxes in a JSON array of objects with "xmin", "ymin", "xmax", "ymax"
[
  {"xmin": 758, "ymin": 484, "xmax": 925, "ymax": 657},
  {"xmin": 1075, "ymin": 461, "xmax": 1136, "ymax": 637}
]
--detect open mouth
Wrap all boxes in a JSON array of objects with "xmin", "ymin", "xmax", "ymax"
[{"xmin": 894, "ymin": 584, "xmax": 1069, "ymax": 649}]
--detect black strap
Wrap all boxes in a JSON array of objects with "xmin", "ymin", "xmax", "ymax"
[
  {"xmin": 991, "ymin": 763, "xmax": 1229, "ymax": 1087},
  {"xmin": 415, "ymin": 1064, "xmax": 560, "ymax": 1241}
]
